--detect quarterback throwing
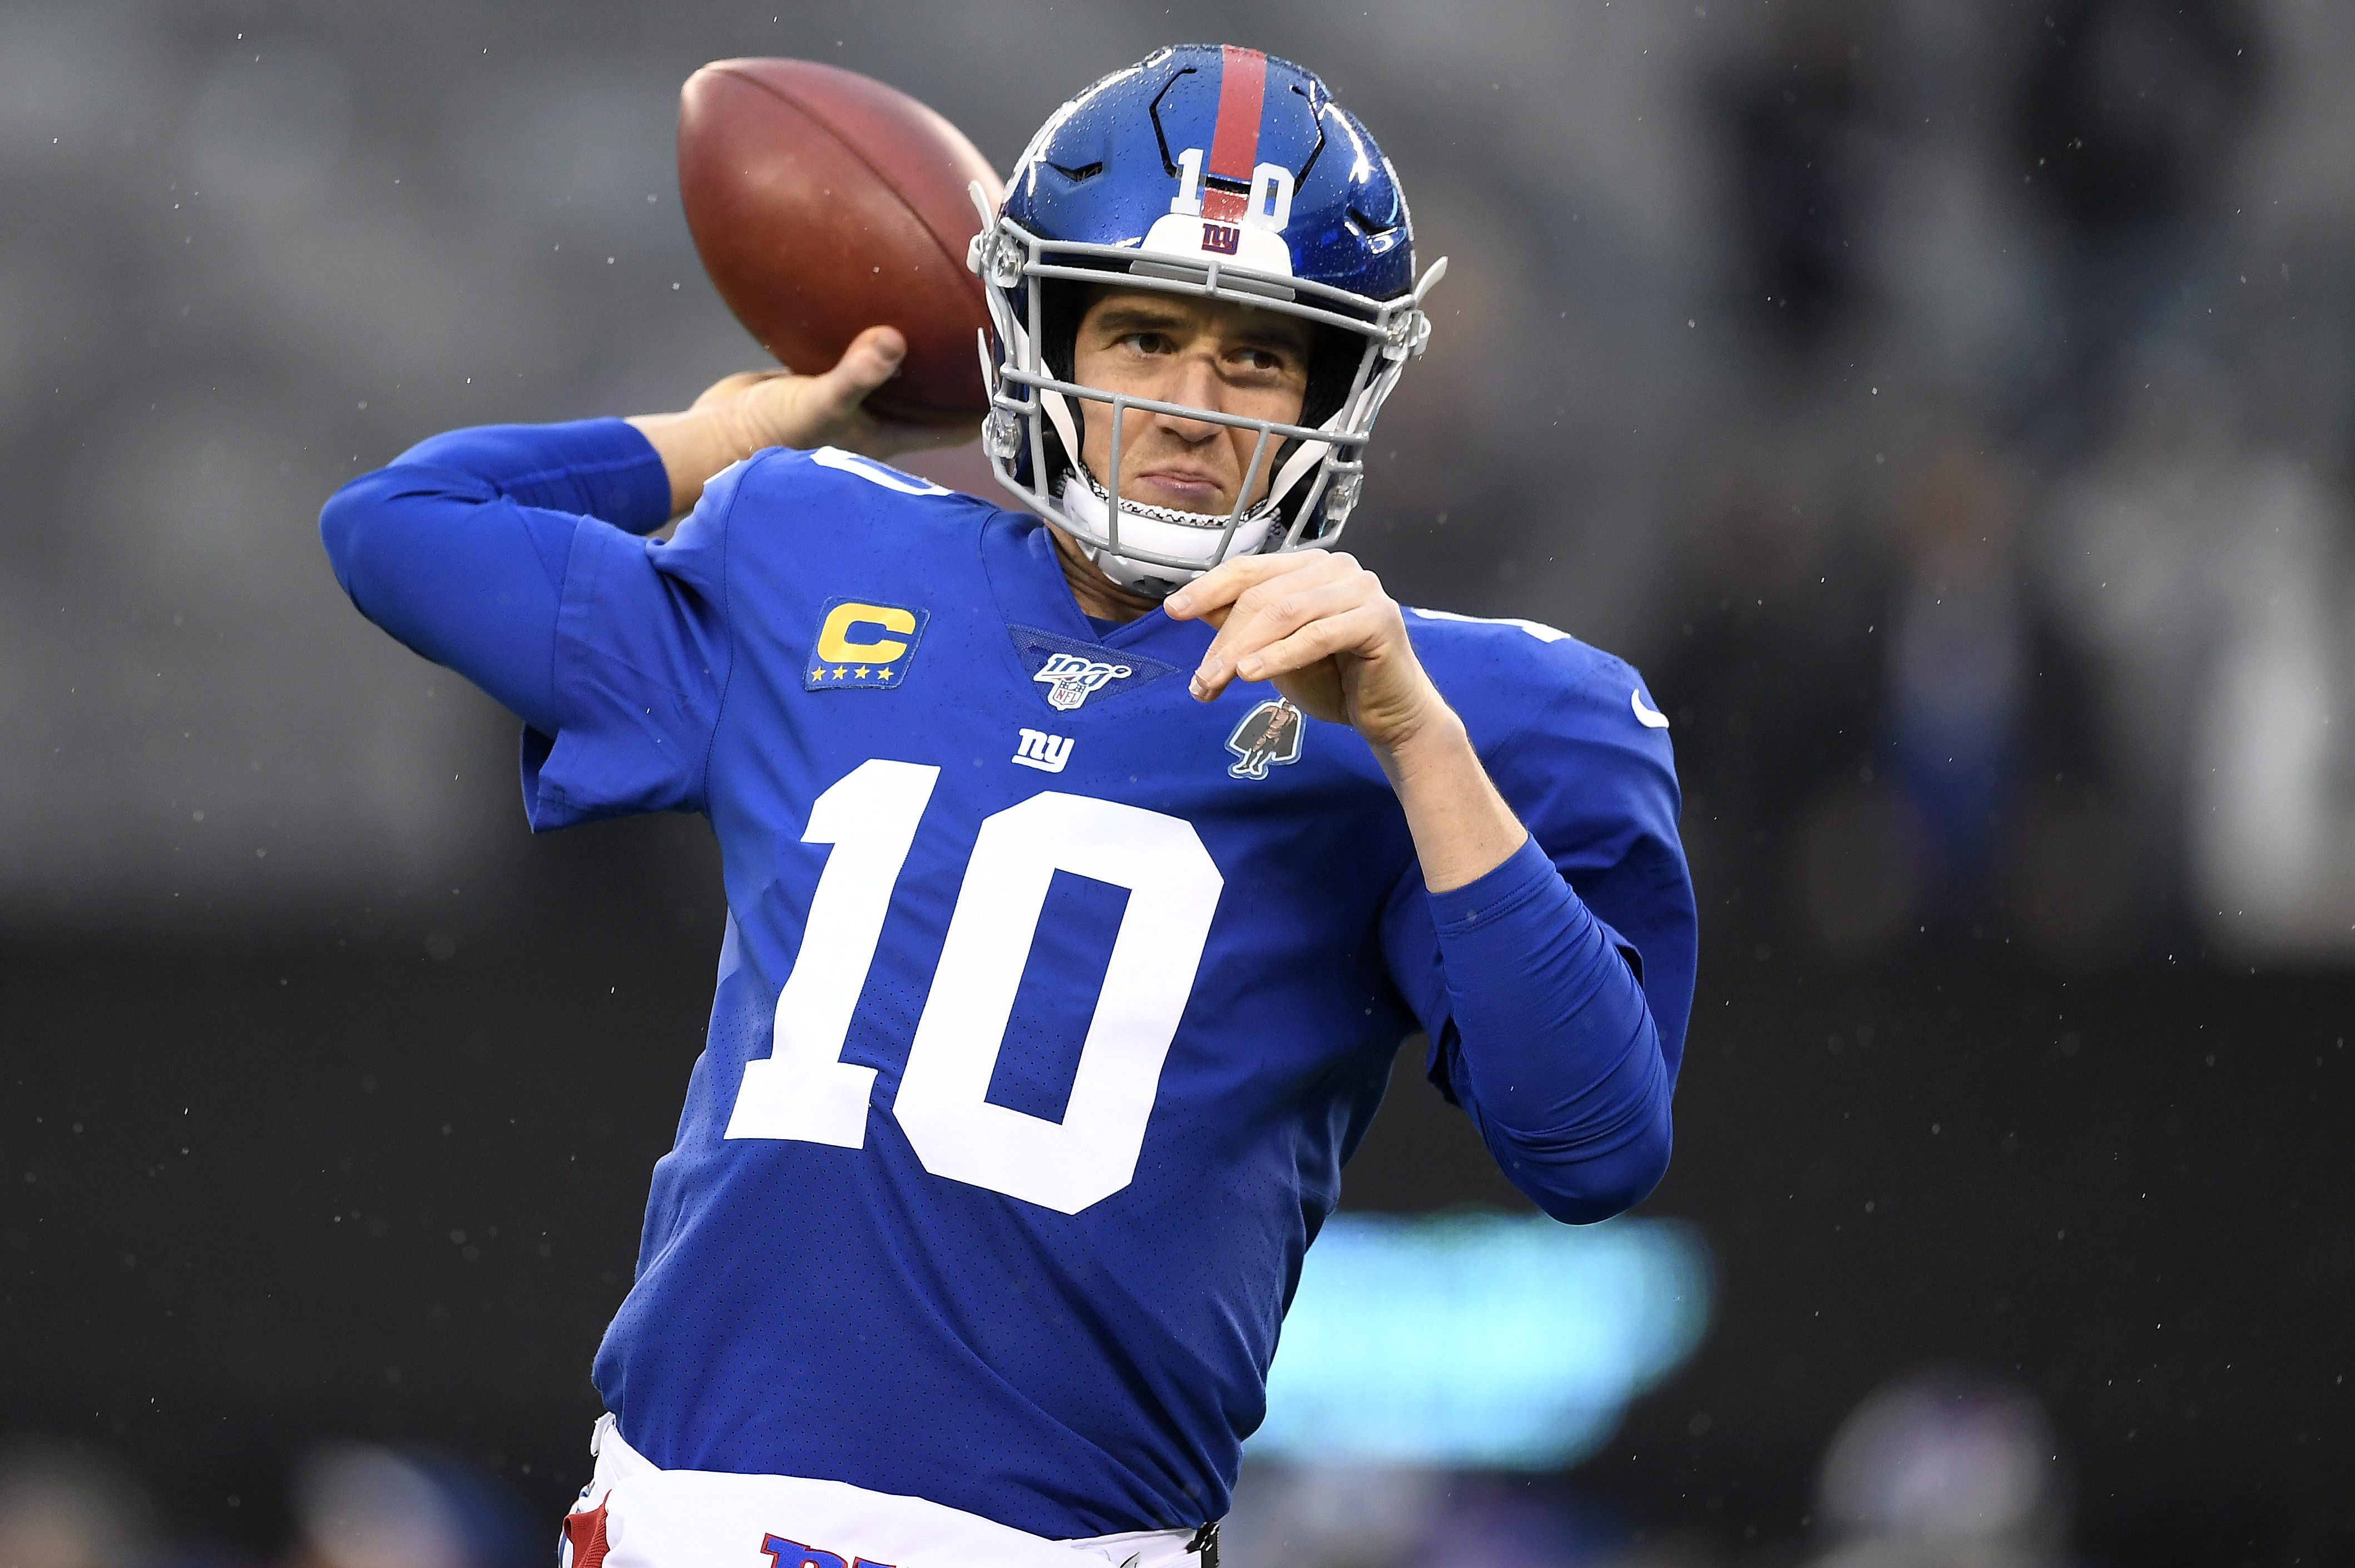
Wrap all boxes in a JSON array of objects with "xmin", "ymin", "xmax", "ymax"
[{"xmin": 321, "ymin": 43, "xmax": 1695, "ymax": 1568}]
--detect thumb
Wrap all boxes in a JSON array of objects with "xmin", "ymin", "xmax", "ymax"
[{"xmin": 814, "ymin": 325, "xmax": 907, "ymax": 408}]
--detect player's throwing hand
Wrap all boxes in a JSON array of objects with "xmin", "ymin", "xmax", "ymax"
[
  {"xmin": 629, "ymin": 325, "xmax": 969, "ymax": 517},
  {"xmin": 1168, "ymin": 550, "xmax": 1444, "ymax": 755}
]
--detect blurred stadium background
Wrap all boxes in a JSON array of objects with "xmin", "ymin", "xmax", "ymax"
[{"xmin": 3, "ymin": 0, "xmax": 2351, "ymax": 1564}]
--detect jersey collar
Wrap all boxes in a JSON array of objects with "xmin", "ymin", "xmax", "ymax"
[{"xmin": 978, "ymin": 508, "xmax": 1212, "ymax": 657}]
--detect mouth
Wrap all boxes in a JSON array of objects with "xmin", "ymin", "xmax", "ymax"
[{"xmin": 1131, "ymin": 468, "xmax": 1229, "ymax": 510}]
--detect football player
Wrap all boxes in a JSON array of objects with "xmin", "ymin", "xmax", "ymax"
[{"xmin": 321, "ymin": 44, "xmax": 1695, "ymax": 1568}]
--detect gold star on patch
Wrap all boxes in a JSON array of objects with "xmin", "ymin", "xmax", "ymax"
[
  {"xmin": 831, "ymin": 667, "xmax": 848, "ymax": 680},
  {"xmin": 876, "ymin": 668, "xmax": 895, "ymax": 681},
  {"xmin": 809, "ymin": 669, "xmax": 825, "ymax": 682},
  {"xmin": 854, "ymin": 666, "xmax": 871, "ymax": 680}
]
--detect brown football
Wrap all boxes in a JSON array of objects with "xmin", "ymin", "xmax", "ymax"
[{"xmin": 677, "ymin": 58, "xmax": 1002, "ymax": 424}]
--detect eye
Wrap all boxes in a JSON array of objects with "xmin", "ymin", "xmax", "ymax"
[{"xmin": 1120, "ymin": 330, "xmax": 1175, "ymax": 355}]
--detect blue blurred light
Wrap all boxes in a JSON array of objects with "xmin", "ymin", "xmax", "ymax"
[{"xmin": 1248, "ymin": 1212, "xmax": 1711, "ymax": 1470}]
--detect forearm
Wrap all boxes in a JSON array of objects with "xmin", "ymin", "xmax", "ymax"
[
  {"xmin": 1371, "ymin": 704, "xmax": 1529, "ymax": 893},
  {"xmin": 387, "ymin": 418, "xmax": 674, "ymax": 529},
  {"xmin": 1427, "ymin": 836, "xmax": 1674, "ymax": 1221},
  {"xmin": 1379, "ymin": 687, "xmax": 1674, "ymax": 1213}
]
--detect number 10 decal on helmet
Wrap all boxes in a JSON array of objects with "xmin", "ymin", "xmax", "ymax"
[{"xmin": 965, "ymin": 44, "xmax": 1447, "ymax": 593}]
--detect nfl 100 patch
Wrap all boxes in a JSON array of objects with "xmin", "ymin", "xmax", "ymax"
[
  {"xmin": 804, "ymin": 597, "xmax": 931, "ymax": 692},
  {"xmin": 1007, "ymin": 625, "xmax": 1180, "ymax": 712}
]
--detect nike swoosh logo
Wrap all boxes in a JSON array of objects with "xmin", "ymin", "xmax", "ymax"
[{"xmin": 1631, "ymin": 689, "xmax": 1669, "ymax": 729}]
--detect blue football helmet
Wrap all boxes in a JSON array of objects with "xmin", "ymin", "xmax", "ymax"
[{"xmin": 965, "ymin": 44, "xmax": 1446, "ymax": 593}]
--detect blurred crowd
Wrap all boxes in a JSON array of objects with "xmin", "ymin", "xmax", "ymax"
[
  {"xmin": 8, "ymin": 0, "xmax": 2354, "ymax": 971},
  {"xmin": 1226, "ymin": 1368, "xmax": 2071, "ymax": 1568},
  {"xmin": 0, "ymin": 1438, "xmax": 540, "ymax": 1568},
  {"xmin": 1580, "ymin": 0, "xmax": 2355, "ymax": 967},
  {"xmin": 0, "ymin": 1367, "xmax": 2069, "ymax": 1568}
]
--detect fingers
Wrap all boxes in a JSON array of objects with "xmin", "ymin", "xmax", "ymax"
[
  {"xmin": 1192, "ymin": 574, "xmax": 1366, "ymax": 699},
  {"xmin": 1164, "ymin": 549, "xmax": 1332, "ymax": 622},
  {"xmin": 694, "ymin": 325, "xmax": 902, "ymax": 423},
  {"xmin": 727, "ymin": 327, "xmax": 913, "ymax": 455},
  {"xmin": 812, "ymin": 326, "xmax": 908, "ymax": 411},
  {"xmin": 1186, "ymin": 554, "xmax": 1389, "ymax": 701},
  {"xmin": 1232, "ymin": 603, "xmax": 1395, "ymax": 685}
]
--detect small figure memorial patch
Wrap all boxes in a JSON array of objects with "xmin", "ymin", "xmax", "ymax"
[{"xmin": 1225, "ymin": 698, "xmax": 1304, "ymax": 780}]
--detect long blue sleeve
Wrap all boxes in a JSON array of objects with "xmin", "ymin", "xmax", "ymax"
[
  {"xmin": 318, "ymin": 419, "xmax": 672, "ymax": 734},
  {"xmin": 1380, "ymin": 621, "xmax": 1696, "ymax": 1226},
  {"xmin": 1423, "ymin": 835, "xmax": 1673, "ymax": 1223}
]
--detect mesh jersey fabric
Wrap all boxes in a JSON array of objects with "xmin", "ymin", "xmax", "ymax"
[{"xmin": 323, "ymin": 432, "xmax": 1696, "ymax": 1537}]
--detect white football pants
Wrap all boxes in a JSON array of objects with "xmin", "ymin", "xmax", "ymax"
[{"xmin": 558, "ymin": 1414, "xmax": 1206, "ymax": 1568}]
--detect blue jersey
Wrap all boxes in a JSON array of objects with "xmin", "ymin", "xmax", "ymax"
[{"xmin": 323, "ymin": 431, "xmax": 1695, "ymax": 1539}]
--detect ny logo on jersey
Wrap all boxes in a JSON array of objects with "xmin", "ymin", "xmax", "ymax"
[
  {"xmin": 1032, "ymin": 651, "xmax": 1133, "ymax": 711},
  {"xmin": 1226, "ymin": 698, "xmax": 1304, "ymax": 779},
  {"xmin": 1011, "ymin": 729, "xmax": 1074, "ymax": 774}
]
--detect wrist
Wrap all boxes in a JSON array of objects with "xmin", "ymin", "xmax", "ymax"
[
  {"xmin": 1373, "ymin": 698, "xmax": 1527, "ymax": 893},
  {"xmin": 1367, "ymin": 694, "xmax": 1469, "ymax": 785},
  {"xmin": 626, "ymin": 405, "xmax": 757, "ymax": 517}
]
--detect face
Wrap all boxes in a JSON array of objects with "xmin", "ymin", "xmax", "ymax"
[{"xmin": 1070, "ymin": 287, "xmax": 1313, "ymax": 518}]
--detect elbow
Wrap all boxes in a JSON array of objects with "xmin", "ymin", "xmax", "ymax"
[
  {"xmin": 319, "ymin": 471, "xmax": 389, "ymax": 594},
  {"xmin": 1531, "ymin": 1140, "xmax": 1670, "ymax": 1225},
  {"xmin": 1501, "ymin": 1100, "xmax": 1674, "ymax": 1225},
  {"xmin": 320, "ymin": 466, "xmax": 441, "ymax": 602}
]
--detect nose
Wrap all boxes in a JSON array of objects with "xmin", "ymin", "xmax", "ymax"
[{"xmin": 1151, "ymin": 350, "xmax": 1228, "ymax": 444}]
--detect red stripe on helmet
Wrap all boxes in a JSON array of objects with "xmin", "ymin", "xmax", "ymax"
[{"xmin": 1201, "ymin": 45, "xmax": 1266, "ymax": 224}]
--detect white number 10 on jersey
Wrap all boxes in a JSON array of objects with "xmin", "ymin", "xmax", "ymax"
[{"xmin": 723, "ymin": 759, "xmax": 1225, "ymax": 1215}]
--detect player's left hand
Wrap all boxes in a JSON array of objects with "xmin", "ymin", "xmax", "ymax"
[{"xmin": 1166, "ymin": 550, "xmax": 1450, "ymax": 754}]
